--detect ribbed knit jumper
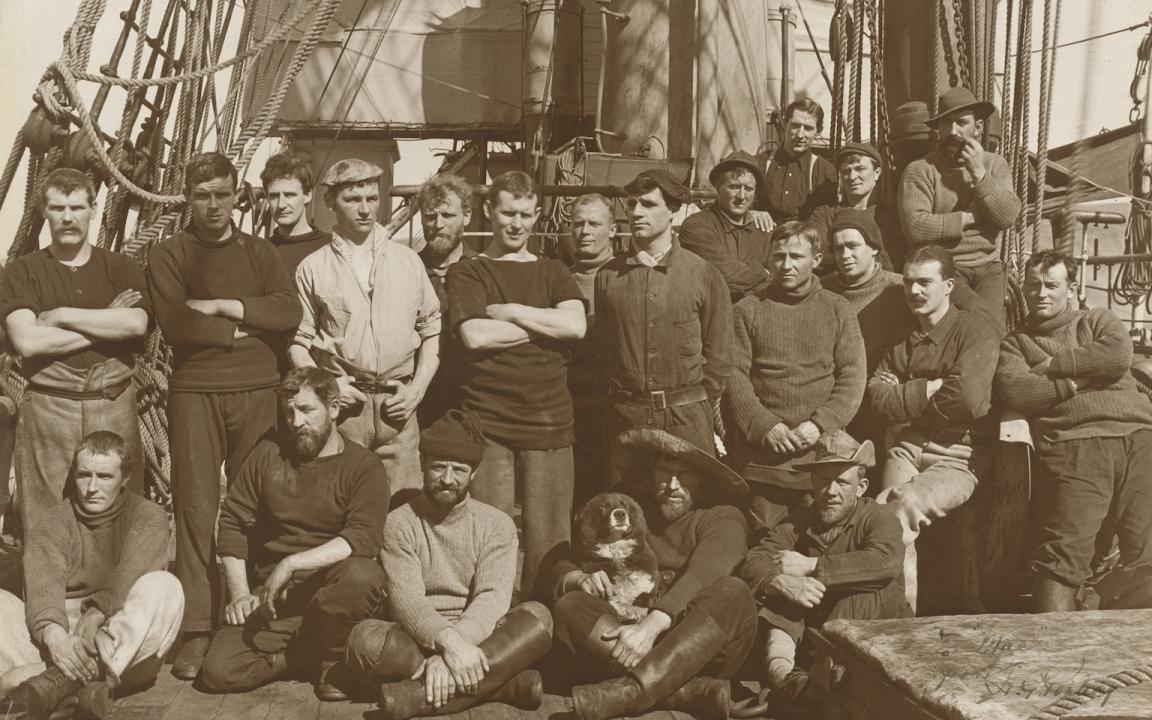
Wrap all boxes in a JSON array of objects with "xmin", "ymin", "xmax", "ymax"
[
  {"xmin": 997, "ymin": 306, "xmax": 1152, "ymax": 443},
  {"xmin": 381, "ymin": 494, "xmax": 518, "ymax": 650},
  {"xmin": 727, "ymin": 277, "xmax": 866, "ymax": 478},
  {"xmin": 821, "ymin": 266, "xmax": 910, "ymax": 374},
  {"xmin": 898, "ymin": 149, "xmax": 1021, "ymax": 266}
]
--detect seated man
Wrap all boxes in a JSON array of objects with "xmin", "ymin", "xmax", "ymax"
[
  {"xmin": 996, "ymin": 251, "xmax": 1152, "ymax": 611},
  {"xmin": 0, "ymin": 432, "xmax": 180, "ymax": 719},
  {"xmin": 553, "ymin": 428, "xmax": 756, "ymax": 720},
  {"xmin": 344, "ymin": 410, "xmax": 554, "ymax": 719},
  {"xmin": 739, "ymin": 431, "xmax": 910, "ymax": 711},
  {"xmin": 866, "ymin": 245, "xmax": 999, "ymax": 611},
  {"xmin": 808, "ymin": 142, "xmax": 900, "ymax": 272},
  {"xmin": 198, "ymin": 367, "xmax": 390, "ymax": 700}
]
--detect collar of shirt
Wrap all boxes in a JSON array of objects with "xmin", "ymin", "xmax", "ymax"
[
  {"xmin": 802, "ymin": 498, "xmax": 864, "ymax": 550},
  {"xmin": 712, "ymin": 205, "xmax": 754, "ymax": 234},
  {"xmin": 187, "ymin": 223, "xmax": 240, "ymax": 247},
  {"xmin": 912, "ymin": 305, "xmax": 960, "ymax": 346},
  {"xmin": 626, "ymin": 241, "xmax": 676, "ymax": 267},
  {"xmin": 771, "ymin": 146, "xmax": 812, "ymax": 169},
  {"xmin": 423, "ymin": 242, "xmax": 465, "ymax": 278},
  {"xmin": 330, "ymin": 222, "xmax": 389, "ymax": 260}
]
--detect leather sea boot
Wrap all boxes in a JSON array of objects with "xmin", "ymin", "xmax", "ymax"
[
  {"xmin": 661, "ymin": 676, "xmax": 731, "ymax": 718},
  {"xmin": 74, "ymin": 680, "xmax": 111, "ymax": 720},
  {"xmin": 571, "ymin": 610, "xmax": 731, "ymax": 720},
  {"xmin": 378, "ymin": 604, "xmax": 553, "ymax": 720},
  {"xmin": 21, "ymin": 667, "xmax": 84, "ymax": 720},
  {"xmin": 1033, "ymin": 576, "xmax": 1077, "ymax": 613}
]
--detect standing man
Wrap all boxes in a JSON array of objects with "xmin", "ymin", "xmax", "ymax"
[
  {"xmin": 758, "ymin": 99, "xmax": 838, "ymax": 224},
  {"xmin": 678, "ymin": 151, "xmax": 773, "ymax": 301},
  {"xmin": 866, "ymin": 245, "xmax": 1000, "ymax": 611},
  {"xmin": 996, "ymin": 251, "xmax": 1152, "ymax": 612},
  {"xmin": 445, "ymin": 170, "xmax": 586, "ymax": 601},
  {"xmin": 198, "ymin": 368, "xmax": 390, "ymax": 700},
  {"xmin": 415, "ymin": 174, "xmax": 476, "ymax": 427},
  {"xmin": 808, "ymin": 142, "xmax": 901, "ymax": 271},
  {"xmin": 147, "ymin": 151, "xmax": 302, "ymax": 679},
  {"xmin": 593, "ymin": 170, "xmax": 733, "ymax": 459},
  {"xmin": 0, "ymin": 168, "xmax": 150, "ymax": 537},
  {"xmin": 344, "ymin": 410, "xmax": 554, "ymax": 717},
  {"xmin": 726, "ymin": 221, "xmax": 866, "ymax": 529},
  {"xmin": 898, "ymin": 86, "xmax": 1022, "ymax": 331},
  {"xmin": 261, "ymin": 150, "xmax": 330, "ymax": 274},
  {"xmin": 563, "ymin": 194, "xmax": 618, "ymax": 507},
  {"xmin": 292, "ymin": 158, "xmax": 441, "ymax": 500}
]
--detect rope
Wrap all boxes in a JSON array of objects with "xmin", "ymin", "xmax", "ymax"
[
  {"xmin": 1000, "ymin": 0, "xmax": 1016, "ymax": 153},
  {"xmin": 849, "ymin": 0, "xmax": 864, "ymax": 142},
  {"xmin": 952, "ymin": 0, "xmax": 971, "ymax": 87},
  {"xmin": 1032, "ymin": 0, "xmax": 1060, "ymax": 251},
  {"xmin": 0, "ymin": 128, "xmax": 26, "ymax": 213},
  {"xmin": 1012, "ymin": 0, "xmax": 1033, "ymax": 243},
  {"xmin": 831, "ymin": 0, "xmax": 848, "ymax": 152},
  {"xmin": 938, "ymin": 0, "xmax": 960, "ymax": 88},
  {"xmin": 1029, "ymin": 664, "xmax": 1152, "ymax": 719}
]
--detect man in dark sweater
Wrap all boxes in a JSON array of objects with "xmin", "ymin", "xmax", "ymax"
[
  {"xmin": 1, "ymin": 432, "xmax": 180, "ymax": 718},
  {"xmin": 726, "ymin": 221, "xmax": 866, "ymax": 529},
  {"xmin": 679, "ymin": 151, "xmax": 773, "ymax": 301},
  {"xmin": 739, "ymin": 431, "xmax": 910, "ymax": 711},
  {"xmin": 553, "ymin": 427, "xmax": 756, "ymax": 720},
  {"xmin": 146, "ymin": 152, "xmax": 302, "ymax": 678},
  {"xmin": 446, "ymin": 170, "xmax": 586, "ymax": 602},
  {"xmin": 866, "ymin": 244, "xmax": 1000, "ymax": 612},
  {"xmin": 996, "ymin": 251, "xmax": 1152, "ymax": 612},
  {"xmin": 808, "ymin": 142, "xmax": 901, "ymax": 272},
  {"xmin": 0, "ymin": 168, "xmax": 150, "ymax": 538},
  {"xmin": 198, "ymin": 368, "xmax": 389, "ymax": 700},
  {"xmin": 261, "ymin": 151, "xmax": 330, "ymax": 273}
]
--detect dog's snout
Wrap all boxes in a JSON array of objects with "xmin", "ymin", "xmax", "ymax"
[{"xmin": 610, "ymin": 508, "xmax": 629, "ymax": 525}]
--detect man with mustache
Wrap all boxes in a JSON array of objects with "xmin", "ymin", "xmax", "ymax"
[
  {"xmin": 996, "ymin": 251, "xmax": 1152, "ymax": 612},
  {"xmin": 344, "ymin": 409, "xmax": 554, "ymax": 718},
  {"xmin": 552, "ymin": 427, "xmax": 756, "ymax": 720},
  {"xmin": 898, "ymin": 86, "xmax": 1021, "ymax": 332},
  {"xmin": 757, "ymin": 99, "xmax": 838, "ymax": 224},
  {"xmin": 866, "ymin": 244, "xmax": 999, "ymax": 612},
  {"xmin": 261, "ymin": 151, "xmax": 330, "ymax": 274},
  {"xmin": 679, "ymin": 151, "xmax": 773, "ymax": 301},
  {"xmin": 292, "ymin": 158, "xmax": 442, "ymax": 502},
  {"xmin": 147, "ymin": 152, "xmax": 302, "ymax": 678},
  {"xmin": 197, "ymin": 368, "xmax": 389, "ymax": 700},
  {"xmin": 0, "ymin": 168, "xmax": 150, "ymax": 540},
  {"xmin": 726, "ymin": 221, "xmax": 866, "ymax": 530},
  {"xmin": 738, "ymin": 431, "xmax": 910, "ymax": 712}
]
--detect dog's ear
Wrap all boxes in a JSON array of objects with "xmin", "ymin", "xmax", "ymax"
[
  {"xmin": 575, "ymin": 494, "xmax": 607, "ymax": 550},
  {"xmin": 625, "ymin": 494, "xmax": 648, "ymax": 536}
]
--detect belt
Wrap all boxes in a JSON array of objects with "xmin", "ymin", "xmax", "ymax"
[
  {"xmin": 350, "ymin": 375, "xmax": 413, "ymax": 396},
  {"xmin": 27, "ymin": 379, "xmax": 131, "ymax": 402},
  {"xmin": 608, "ymin": 384, "xmax": 708, "ymax": 410}
]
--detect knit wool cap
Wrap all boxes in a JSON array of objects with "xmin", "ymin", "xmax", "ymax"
[
  {"xmin": 829, "ymin": 207, "xmax": 883, "ymax": 250},
  {"xmin": 420, "ymin": 409, "xmax": 487, "ymax": 466}
]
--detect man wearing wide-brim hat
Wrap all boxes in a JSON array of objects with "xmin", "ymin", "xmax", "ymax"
[
  {"xmin": 679, "ymin": 151, "xmax": 774, "ymax": 301},
  {"xmin": 736, "ymin": 430, "xmax": 910, "ymax": 713},
  {"xmin": 897, "ymin": 85, "xmax": 1021, "ymax": 333},
  {"xmin": 551, "ymin": 427, "xmax": 757, "ymax": 720}
]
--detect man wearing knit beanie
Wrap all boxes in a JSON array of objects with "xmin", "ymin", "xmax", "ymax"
[
  {"xmin": 997, "ymin": 251, "xmax": 1152, "ymax": 613},
  {"xmin": 345, "ymin": 409, "xmax": 555, "ymax": 719}
]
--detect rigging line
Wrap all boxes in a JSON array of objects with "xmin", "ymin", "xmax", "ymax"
[
  {"xmin": 315, "ymin": 0, "xmax": 370, "ymax": 111},
  {"xmin": 332, "ymin": 46, "xmax": 522, "ymax": 110},
  {"xmin": 1011, "ymin": 20, "xmax": 1151, "ymax": 56}
]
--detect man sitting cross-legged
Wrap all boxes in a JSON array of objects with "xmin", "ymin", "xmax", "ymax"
[
  {"xmin": 344, "ymin": 409, "xmax": 554, "ymax": 719},
  {"xmin": 197, "ymin": 367, "xmax": 390, "ymax": 700},
  {"xmin": 0, "ymin": 432, "xmax": 181, "ymax": 719}
]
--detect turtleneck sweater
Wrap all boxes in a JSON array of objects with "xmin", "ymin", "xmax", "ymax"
[
  {"xmin": 821, "ymin": 265, "xmax": 910, "ymax": 374},
  {"xmin": 728, "ymin": 276, "xmax": 866, "ymax": 462},
  {"xmin": 23, "ymin": 492, "xmax": 170, "ymax": 642},
  {"xmin": 381, "ymin": 494, "xmax": 518, "ymax": 650},
  {"xmin": 272, "ymin": 227, "xmax": 331, "ymax": 274},
  {"xmin": 997, "ymin": 306, "xmax": 1152, "ymax": 442}
]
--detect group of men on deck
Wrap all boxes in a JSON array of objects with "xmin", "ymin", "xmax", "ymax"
[{"xmin": 0, "ymin": 81, "xmax": 1149, "ymax": 720}]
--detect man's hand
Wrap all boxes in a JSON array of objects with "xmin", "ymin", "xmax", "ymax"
[
  {"xmin": 748, "ymin": 210, "xmax": 775, "ymax": 232},
  {"xmin": 42, "ymin": 624, "xmax": 98, "ymax": 682},
  {"xmin": 224, "ymin": 593, "xmax": 261, "ymax": 626},
  {"xmin": 259, "ymin": 558, "xmax": 297, "ymax": 619},
  {"xmin": 485, "ymin": 304, "xmax": 522, "ymax": 324},
  {"xmin": 1029, "ymin": 358, "xmax": 1053, "ymax": 377},
  {"xmin": 926, "ymin": 378, "xmax": 944, "ymax": 398},
  {"xmin": 335, "ymin": 375, "xmax": 369, "ymax": 408},
  {"xmin": 413, "ymin": 655, "xmax": 457, "ymax": 708},
  {"xmin": 876, "ymin": 370, "xmax": 901, "ymax": 386},
  {"xmin": 603, "ymin": 610, "xmax": 671, "ymax": 670},
  {"xmin": 770, "ymin": 575, "xmax": 826, "ymax": 609},
  {"xmin": 789, "ymin": 421, "xmax": 820, "ymax": 450},
  {"xmin": 569, "ymin": 570, "xmax": 614, "ymax": 599},
  {"xmin": 438, "ymin": 631, "xmax": 490, "ymax": 696},
  {"xmin": 778, "ymin": 550, "xmax": 818, "ymax": 578},
  {"xmin": 961, "ymin": 138, "xmax": 988, "ymax": 184},
  {"xmin": 185, "ymin": 298, "xmax": 220, "ymax": 316},
  {"xmin": 381, "ymin": 380, "xmax": 422, "ymax": 423},
  {"xmin": 765, "ymin": 422, "xmax": 798, "ymax": 455},
  {"xmin": 107, "ymin": 289, "xmax": 143, "ymax": 309},
  {"xmin": 961, "ymin": 211, "xmax": 979, "ymax": 229},
  {"xmin": 74, "ymin": 608, "xmax": 106, "ymax": 658}
]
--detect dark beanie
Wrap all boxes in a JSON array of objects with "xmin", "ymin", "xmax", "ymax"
[
  {"xmin": 420, "ymin": 410, "xmax": 487, "ymax": 465},
  {"xmin": 830, "ymin": 207, "xmax": 883, "ymax": 250}
]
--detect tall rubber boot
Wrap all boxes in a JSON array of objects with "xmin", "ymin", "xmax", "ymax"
[
  {"xmin": 377, "ymin": 604, "xmax": 553, "ymax": 720},
  {"xmin": 571, "ymin": 610, "xmax": 732, "ymax": 720},
  {"xmin": 1032, "ymin": 576, "xmax": 1077, "ymax": 613}
]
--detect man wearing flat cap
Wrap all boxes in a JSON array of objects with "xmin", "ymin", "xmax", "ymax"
[
  {"xmin": 552, "ymin": 427, "xmax": 756, "ymax": 720},
  {"xmin": 738, "ymin": 430, "xmax": 910, "ymax": 711},
  {"xmin": 679, "ymin": 151, "xmax": 774, "ymax": 301},
  {"xmin": 344, "ymin": 409, "xmax": 554, "ymax": 717},
  {"xmin": 593, "ymin": 169, "xmax": 733, "ymax": 465},
  {"xmin": 291, "ymin": 157, "xmax": 442, "ymax": 500},
  {"xmin": 898, "ymin": 86, "xmax": 1022, "ymax": 332}
]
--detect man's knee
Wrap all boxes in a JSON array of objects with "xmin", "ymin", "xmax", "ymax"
[
  {"xmin": 344, "ymin": 620, "xmax": 422, "ymax": 679},
  {"xmin": 508, "ymin": 601, "xmax": 554, "ymax": 636},
  {"xmin": 198, "ymin": 631, "xmax": 269, "ymax": 693},
  {"xmin": 690, "ymin": 576, "xmax": 756, "ymax": 627},
  {"xmin": 315, "ymin": 557, "xmax": 386, "ymax": 617}
]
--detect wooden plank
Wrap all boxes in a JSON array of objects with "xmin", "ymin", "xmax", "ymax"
[
  {"xmin": 262, "ymin": 679, "xmax": 320, "ymax": 720},
  {"xmin": 316, "ymin": 697, "xmax": 374, "ymax": 720},
  {"xmin": 214, "ymin": 683, "xmax": 279, "ymax": 720},
  {"xmin": 157, "ymin": 680, "xmax": 223, "ymax": 720}
]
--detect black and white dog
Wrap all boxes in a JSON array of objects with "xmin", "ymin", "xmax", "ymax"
[{"xmin": 573, "ymin": 492, "xmax": 660, "ymax": 622}]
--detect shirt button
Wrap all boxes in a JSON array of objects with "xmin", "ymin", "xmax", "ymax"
[
  {"xmin": 76, "ymin": 288, "xmax": 83, "ymax": 294},
  {"xmin": 647, "ymin": 321, "xmax": 654, "ymax": 327},
  {"xmin": 648, "ymin": 293, "xmax": 656, "ymax": 300}
]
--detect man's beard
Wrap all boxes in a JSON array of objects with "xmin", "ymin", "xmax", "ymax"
[
  {"xmin": 425, "ymin": 233, "xmax": 461, "ymax": 257},
  {"xmin": 659, "ymin": 493, "xmax": 694, "ymax": 521},
  {"xmin": 426, "ymin": 482, "xmax": 467, "ymax": 509},
  {"xmin": 294, "ymin": 424, "xmax": 332, "ymax": 461},
  {"xmin": 817, "ymin": 496, "xmax": 857, "ymax": 526}
]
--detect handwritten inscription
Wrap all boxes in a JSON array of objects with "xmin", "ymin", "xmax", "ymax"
[{"xmin": 930, "ymin": 653, "xmax": 1114, "ymax": 707}]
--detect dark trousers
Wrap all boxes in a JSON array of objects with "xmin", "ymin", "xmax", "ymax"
[
  {"xmin": 169, "ymin": 388, "xmax": 277, "ymax": 633},
  {"xmin": 758, "ymin": 582, "xmax": 913, "ymax": 644},
  {"xmin": 572, "ymin": 394, "xmax": 611, "ymax": 512},
  {"xmin": 199, "ymin": 557, "xmax": 387, "ymax": 692},
  {"xmin": 955, "ymin": 260, "xmax": 1006, "ymax": 334},
  {"xmin": 1032, "ymin": 431, "xmax": 1152, "ymax": 587},
  {"xmin": 553, "ymin": 576, "xmax": 757, "ymax": 681}
]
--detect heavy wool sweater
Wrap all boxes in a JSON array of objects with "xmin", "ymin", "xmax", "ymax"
[
  {"xmin": 381, "ymin": 495, "xmax": 518, "ymax": 649},
  {"xmin": 821, "ymin": 267, "xmax": 910, "ymax": 374},
  {"xmin": 997, "ymin": 307, "xmax": 1152, "ymax": 442}
]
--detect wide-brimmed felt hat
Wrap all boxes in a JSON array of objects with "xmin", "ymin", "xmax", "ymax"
[
  {"xmin": 614, "ymin": 427, "xmax": 749, "ymax": 501},
  {"xmin": 793, "ymin": 429, "xmax": 875, "ymax": 471},
  {"xmin": 708, "ymin": 150, "xmax": 765, "ymax": 188},
  {"xmin": 927, "ymin": 86, "xmax": 996, "ymax": 126}
]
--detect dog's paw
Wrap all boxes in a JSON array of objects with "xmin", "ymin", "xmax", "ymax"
[{"xmin": 612, "ymin": 603, "xmax": 650, "ymax": 624}]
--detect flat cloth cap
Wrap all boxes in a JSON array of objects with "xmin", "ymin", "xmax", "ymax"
[
  {"xmin": 632, "ymin": 169, "xmax": 692, "ymax": 206},
  {"xmin": 321, "ymin": 158, "xmax": 383, "ymax": 187},
  {"xmin": 420, "ymin": 409, "xmax": 487, "ymax": 466},
  {"xmin": 836, "ymin": 142, "xmax": 882, "ymax": 167}
]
